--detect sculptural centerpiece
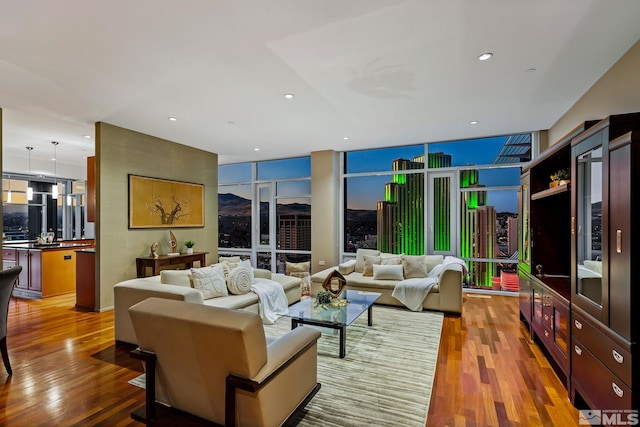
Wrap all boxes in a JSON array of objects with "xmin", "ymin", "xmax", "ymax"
[
  {"xmin": 167, "ymin": 230, "xmax": 180, "ymax": 256},
  {"xmin": 150, "ymin": 241, "xmax": 159, "ymax": 258}
]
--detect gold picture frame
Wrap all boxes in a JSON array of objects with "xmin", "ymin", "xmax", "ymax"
[{"xmin": 128, "ymin": 174, "xmax": 204, "ymax": 229}]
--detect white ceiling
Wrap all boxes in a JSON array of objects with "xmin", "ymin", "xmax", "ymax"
[{"xmin": 2, "ymin": 0, "xmax": 640, "ymax": 180}]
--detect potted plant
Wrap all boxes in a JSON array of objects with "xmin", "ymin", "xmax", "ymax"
[
  {"xmin": 549, "ymin": 169, "xmax": 570, "ymax": 188},
  {"xmin": 184, "ymin": 240, "xmax": 195, "ymax": 254}
]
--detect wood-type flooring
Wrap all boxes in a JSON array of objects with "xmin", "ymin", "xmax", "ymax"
[{"xmin": 0, "ymin": 292, "xmax": 579, "ymax": 426}]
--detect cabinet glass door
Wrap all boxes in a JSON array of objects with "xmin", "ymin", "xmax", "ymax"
[{"xmin": 575, "ymin": 146, "xmax": 603, "ymax": 307}]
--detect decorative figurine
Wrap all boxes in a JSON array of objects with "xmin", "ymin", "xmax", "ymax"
[
  {"xmin": 150, "ymin": 241, "xmax": 159, "ymax": 258},
  {"xmin": 167, "ymin": 230, "xmax": 179, "ymax": 255}
]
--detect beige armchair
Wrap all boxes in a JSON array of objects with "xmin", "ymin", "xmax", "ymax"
[{"xmin": 128, "ymin": 297, "xmax": 321, "ymax": 426}]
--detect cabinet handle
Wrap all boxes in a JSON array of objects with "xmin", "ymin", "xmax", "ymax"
[
  {"xmin": 612, "ymin": 350, "xmax": 624, "ymax": 364},
  {"xmin": 571, "ymin": 216, "xmax": 575, "ymax": 235},
  {"xmin": 612, "ymin": 382, "xmax": 624, "ymax": 398},
  {"xmin": 574, "ymin": 345, "xmax": 582, "ymax": 356},
  {"xmin": 574, "ymin": 320, "xmax": 582, "ymax": 330},
  {"xmin": 616, "ymin": 229, "xmax": 622, "ymax": 254}
]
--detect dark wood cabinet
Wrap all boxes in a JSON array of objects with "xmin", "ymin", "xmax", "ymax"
[
  {"xmin": 569, "ymin": 113, "xmax": 640, "ymax": 411},
  {"xmin": 16, "ymin": 249, "xmax": 42, "ymax": 295}
]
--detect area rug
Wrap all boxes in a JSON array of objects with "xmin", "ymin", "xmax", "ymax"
[
  {"xmin": 128, "ymin": 305, "xmax": 443, "ymax": 427},
  {"xmin": 266, "ymin": 305, "xmax": 444, "ymax": 427}
]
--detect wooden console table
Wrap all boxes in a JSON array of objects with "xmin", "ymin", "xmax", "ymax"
[{"xmin": 136, "ymin": 252, "xmax": 208, "ymax": 278}]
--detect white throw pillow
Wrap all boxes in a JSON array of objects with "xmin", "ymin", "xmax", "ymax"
[
  {"xmin": 227, "ymin": 266, "xmax": 253, "ymax": 295},
  {"xmin": 373, "ymin": 264, "xmax": 404, "ymax": 281},
  {"xmin": 239, "ymin": 259, "xmax": 255, "ymax": 281},
  {"xmin": 190, "ymin": 266, "xmax": 228, "ymax": 299}
]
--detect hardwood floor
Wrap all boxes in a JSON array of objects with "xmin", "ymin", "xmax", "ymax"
[
  {"xmin": 428, "ymin": 293, "xmax": 579, "ymax": 427},
  {"xmin": 1, "ymin": 292, "xmax": 579, "ymax": 426}
]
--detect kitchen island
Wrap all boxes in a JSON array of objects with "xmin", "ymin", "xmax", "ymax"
[{"xmin": 2, "ymin": 241, "xmax": 94, "ymax": 299}]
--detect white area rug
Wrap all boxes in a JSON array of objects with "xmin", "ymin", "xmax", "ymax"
[{"xmin": 128, "ymin": 305, "xmax": 443, "ymax": 426}]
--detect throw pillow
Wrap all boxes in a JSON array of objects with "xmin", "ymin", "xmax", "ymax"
[
  {"xmin": 286, "ymin": 261, "xmax": 310, "ymax": 274},
  {"xmin": 219, "ymin": 255, "xmax": 241, "ymax": 263},
  {"xmin": 190, "ymin": 266, "xmax": 228, "ymax": 299},
  {"xmin": 402, "ymin": 255, "xmax": 428, "ymax": 279},
  {"xmin": 380, "ymin": 254, "xmax": 403, "ymax": 266},
  {"xmin": 373, "ymin": 264, "xmax": 404, "ymax": 281},
  {"xmin": 362, "ymin": 255, "xmax": 381, "ymax": 277},
  {"xmin": 239, "ymin": 259, "xmax": 255, "ymax": 281},
  {"xmin": 354, "ymin": 249, "xmax": 381, "ymax": 273},
  {"xmin": 227, "ymin": 266, "xmax": 253, "ymax": 295}
]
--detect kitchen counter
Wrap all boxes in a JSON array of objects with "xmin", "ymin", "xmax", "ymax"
[{"xmin": 3, "ymin": 242, "xmax": 92, "ymax": 250}]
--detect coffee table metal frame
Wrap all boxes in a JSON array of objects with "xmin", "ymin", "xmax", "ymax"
[{"xmin": 286, "ymin": 290, "xmax": 381, "ymax": 358}]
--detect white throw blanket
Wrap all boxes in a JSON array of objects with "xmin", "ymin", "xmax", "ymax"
[
  {"xmin": 392, "ymin": 256, "xmax": 468, "ymax": 312},
  {"xmin": 251, "ymin": 278, "xmax": 289, "ymax": 324}
]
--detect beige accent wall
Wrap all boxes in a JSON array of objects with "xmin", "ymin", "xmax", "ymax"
[
  {"xmin": 311, "ymin": 150, "xmax": 340, "ymax": 274},
  {"xmin": 96, "ymin": 122, "xmax": 218, "ymax": 310},
  {"xmin": 549, "ymin": 39, "xmax": 640, "ymax": 144}
]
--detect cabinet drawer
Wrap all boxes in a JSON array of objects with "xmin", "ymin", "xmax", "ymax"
[
  {"xmin": 573, "ymin": 339, "xmax": 632, "ymax": 410},
  {"xmin": 2, "ymin": 248, "xmax": 16, "ymax": 261},
  {"xmin": 572, "ymin": 313, "xmax": 632, "ymax": 386}
]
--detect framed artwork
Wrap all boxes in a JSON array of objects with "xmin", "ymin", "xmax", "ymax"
[{"xmin": 128, "ymin": 174, "xmax": 204, "ymax": 228}]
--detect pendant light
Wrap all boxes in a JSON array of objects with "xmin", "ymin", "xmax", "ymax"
[
  {"xmin": 26, "ymin": 146, "xmax": 34, "ymax": 201},
  {"xmin": 51, "ymin": 141, "xmax": 59, "ymax": 199}
]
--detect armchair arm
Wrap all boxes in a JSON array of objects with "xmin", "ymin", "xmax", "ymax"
[
  {"xmin": 253, "ymin": 268, "xmax": 272, "ymax": 279},
  {"xmin": 436, "ymin": 268, "xmax": 463, "ymax": 314},
  {"xmin": 225, "ymin": 327, "xmax": 321, "ymax": 426}
]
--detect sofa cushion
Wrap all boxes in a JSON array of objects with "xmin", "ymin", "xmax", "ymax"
[
  {"xmin": 160, "ymin": 269, "xmax": 192, "ymax": 287},
  {"xmin": 373, "ymin": 264, "xmax": 404, "ymax": 281},
  {"xmin": 380, "ymin": 253, "xmax": 403, "ymax": 265},
  {"xmin": 190, "ymin": 266, "xmax": 228, "ymax": 299},
  {"xmin": 202, "ymin": 292, "xmax": 260, "ymax": 310},
  {"xmin": 355, "ymin": 249, "xmax": 381, "ymax": 273},
  {"xmin": 363, "ymin": 255, "xmax": 381, "ymax": 277},
  {"xmin": 424, "ymin": 255, "xmax": 445, "ymax": 272},
  {"xmin": 402, "ymin": 255, "xmax": 428, "ymax": 279}
]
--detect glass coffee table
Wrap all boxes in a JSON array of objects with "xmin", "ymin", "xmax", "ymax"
[{"xmin": 285, "ymin": 290, "xmax": 381, "ymax": 358}]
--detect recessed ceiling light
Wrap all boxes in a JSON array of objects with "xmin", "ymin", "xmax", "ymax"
[
  {"xmin": 168, "ymin": 117, "xmax": 177, "ymax": 121},
  {"xmin": 525, "ymin": 68, "xmax": 537, "ymax": 73},
  {"xmin": 254, "ymin": 148, "xmax": 260, "ymax": 151},
  {"xmin": 470, "ymin": 121, "xmax": 479, "ymax": 125},
  {"xmin": 342, "ymin": 136, "xmax": 349, "ymax": 140},
  {"xmin": 83, "ymin": 135, "xmax": 92, "ymax": 139},
  {"xmin": 478, "ymin": 52, "xmax": 493, "ymax": 61},
  {"xmin": 284, "ymin": 93, "xmax": 295, "ymax": 99}
]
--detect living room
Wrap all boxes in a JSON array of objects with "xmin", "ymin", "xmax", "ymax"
[{"xmin": 2, "ymin": 2, "xmax": 640, "ymax": 426}]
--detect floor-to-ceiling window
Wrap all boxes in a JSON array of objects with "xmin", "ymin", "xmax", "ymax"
[
  {"xmin": 342, "ymin": 133, "xmax": 532, "ymax": 293},
  {"xmin": 218, "ymin": 157, "xmax": 311, "ymax": 273},
  {"xmin": 2, "ymin": 174, "xmax": 87, "ymax": 241}
]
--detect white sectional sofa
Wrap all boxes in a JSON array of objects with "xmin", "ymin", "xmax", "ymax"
[
  {"xmin": 311, "ymin": 250, "xmax": 465, "ymax": 314},
  {"xmin": 114, "ymin": 267, "xmax": 301, "ymax": 345}
]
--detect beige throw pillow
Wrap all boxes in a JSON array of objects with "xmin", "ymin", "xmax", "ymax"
[
  {"xmin": 160, "ymin": 269, "xmax": 192, "ymax": 287},
  {"xmin": 424, "ymin": 255, "xmax": 444, "ymax": 273},
  {"xmin": 190, "ymin": 266, "xmax": 228, "ymax": 299},
  {"xmin": 227, "ymin": 266, "xmax": 253, "ymax": 295},
  {"xmin": 362, "ymin": 255, "xmax": 381, "ymax": 277},
  {"xmin": 402, "ymin": 255, "xmax": 428, "ymax": 279},
  {"xmin": 219, "ymin": 255, "xmax": 241, "ymax": 263},
  {"xmin": 355, "ymin": 249, "xmax": 381, "ymax": 273},
  {"xmin": 286, "ymin": 261, "xmax": 310, "ymax": 274}
]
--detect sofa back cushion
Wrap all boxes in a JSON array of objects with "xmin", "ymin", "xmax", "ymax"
[
  {"xmin": 355, "ymin": 249, "xmax": 381, "ymax": 273},
  {"xmin": 424, "ymin": 255, "xmax": 444, "ymax": 273},
  {"xmin": 160, "ymin": 269, "xmax": 192, "ymax": 287}
]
